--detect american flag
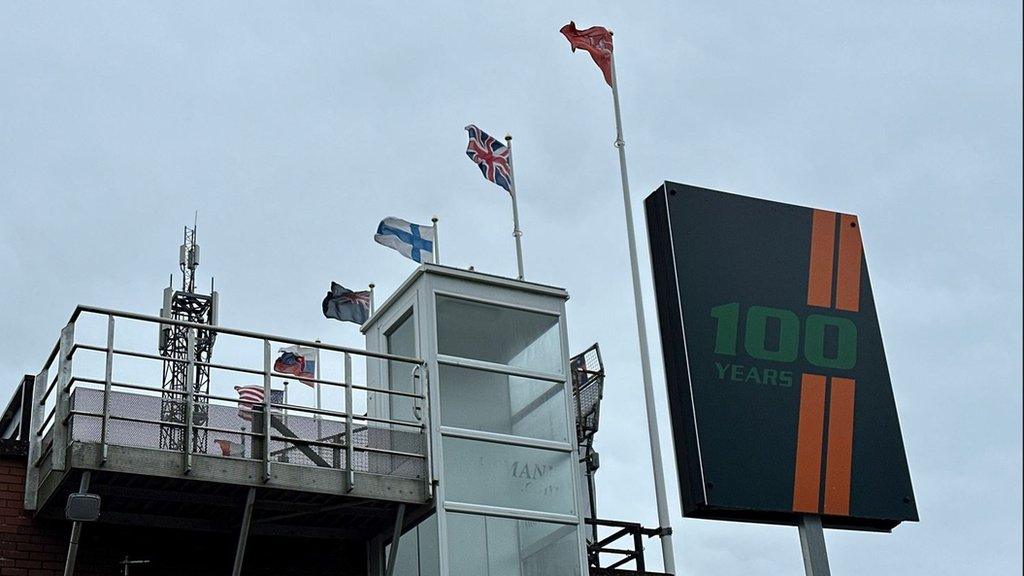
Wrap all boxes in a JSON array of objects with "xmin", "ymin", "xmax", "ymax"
[
  {"xmin": 235, "ymin": 385, "xmax": 264, "ymax": 422},
  {"xmin": 235, "ymin": 386, "xmax": 285, "ymax": 421},
  {"xmin": 465, "ymin": 124, "xmax": 513, "ymax": 194}
]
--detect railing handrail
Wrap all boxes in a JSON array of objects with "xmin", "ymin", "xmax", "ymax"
[
  {"xmin": 37, "ymin": 305, "xmax": 426, "ymax": 375},
  {"xmin": 69, "ymin": 305, "xmax": 425, "ymax": 364},
  {"xmin": 27, "ymin": 305, "xmax": 433, "ymax": 498}
]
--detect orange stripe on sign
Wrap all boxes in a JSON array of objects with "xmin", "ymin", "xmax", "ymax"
[
  {"xmin": 806, "ymin": 210, "xmax": 836, "ymax": 308},
  {"xmin": 792, "ymin": 374, "xmax": 827, "ymax": 513},
  {"xmin": 835, "ymin": 215, "xmax": 863, "ymax": 312},
  {"xmin": 824, "ymin": 377, "xmax": 856, "ymax": 516}
]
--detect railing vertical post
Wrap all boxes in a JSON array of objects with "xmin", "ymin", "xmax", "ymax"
[
  {"xmin": 183, "ymin": 329, "xmax": 196, "ymax": 474},
  {"xmin": 344, "ymin": 352, "xmax": 354, "ymax": 492},
  {"xmin": 263, "ymin": 340, "xmax": 273, "ymax": 482},
  {"xmin": 24, "ymin": 367, "xmax": 48, "ymax": 510},
  {"xmin": 52, "ymin": 322, "xmax": 75, "ymax": 472},
  {"xmin": 251, "ymin": 407, "xmax": 264, "ymax": 467},
  {"xmin": 100, "ymin": 315, "xmax": 114, "ymax": 464},
  {"xmin": 634, "ymin": 526, "xmax": 646, "ymax": 572},
  {"xmin": 421, "ymin": 364, "xmax": 434, "ymax": 498}
]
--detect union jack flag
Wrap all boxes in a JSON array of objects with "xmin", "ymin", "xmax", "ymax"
[{"xmin": 465, "ymin": 124, "xmax": 513, "ymax": 194}]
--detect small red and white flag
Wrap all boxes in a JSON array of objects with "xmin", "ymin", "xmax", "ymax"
[
  {"xmin": 560, "ymin": 21, "xmax": 614, "ymax": 87},
  {"xmin": 213, "ymin": 439, "xmax": 245, "ymax": 457}
]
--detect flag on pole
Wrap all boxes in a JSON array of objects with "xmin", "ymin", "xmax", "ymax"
[
  {"xmin": 322, "ymin": 282, "xmax": 371, "ymax": 324},
  {"xmin": 234, "ymin": 386, "xmax": 286, "ymax": 421},
  {"xmin": 274, "ymin": 346, "xmax": 316, "ymax": 386},
  {"xmin": 465, "ymin": 125, "xmax": 513, "ymax": 194},
  {"xmin": 374, "ymin": 217, "xmax": 436, "ymax": 263},
  {"xmin": 559, "ymin": 21, "xmax": 614, "ymax": 86},
  {"xmin": 213, "ymin": 439, "xmax": 245, "ymax": 457},
  {"xmin": 559, "ymin": 20, "xmax": 678, "ymax": 571},
  {"xmin": 235, "ymin": 385, "xmax": 264, "ymax": 422}
]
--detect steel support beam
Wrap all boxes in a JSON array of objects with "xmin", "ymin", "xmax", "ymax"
[
  {"xmin": 799, "ymin": 515, "xmax": 832, "ymax": 576},
  {"xmin": 231, "ymin": 487, "xmax": 257, "ymax": 576},
  {"xmin": 384, "ymin": 503, "xmax": 406, "ymax": 576},
  {"xmin": 63, "ymin": 471, "xmax": 91, "ymax": 576}
]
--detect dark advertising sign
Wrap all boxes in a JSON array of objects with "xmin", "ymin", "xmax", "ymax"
[{"xmin": 645, "ymin": 181, "xmax": 917, "ymax": 531}]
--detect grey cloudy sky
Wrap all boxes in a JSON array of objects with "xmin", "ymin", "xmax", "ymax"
[{"xmin": 1, "ymin": 1, "xmax": 1021, "ymax": 574}]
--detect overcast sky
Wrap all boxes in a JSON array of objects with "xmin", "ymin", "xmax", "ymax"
[{"xmin": 1, "ymin": 1, "xmax": 1021, "ymax": 574}]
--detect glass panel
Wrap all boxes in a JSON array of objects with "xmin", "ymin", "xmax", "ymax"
[
  {"xmin": 436, "ymin": 296, "xmax": 562, "ymax": 375},
  {"xmin": 447, "ymin": 513, "xmax": 488, "ymax": 576},
  {"xmin": 447, "ymin": 513, "xmax": 581, "ymax": 576},
  {"xmin": 443, "ymin": 437, "xmax": 576, "ymax": 515},
  {"xmin": 387, "ymin": 311, "xmax": 417, "ymax": 423},
  {"xmin": 440, "ymin": 364, "xmax": 568, "ymax": 443},
  {"xmin": 418, "ymin": 513, "xmax": 440, "ymax": 576}
]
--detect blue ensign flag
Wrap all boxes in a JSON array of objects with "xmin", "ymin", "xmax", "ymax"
[{"xmin": 322, "ymin": 283, "xmax": 371, "ymax": 325}]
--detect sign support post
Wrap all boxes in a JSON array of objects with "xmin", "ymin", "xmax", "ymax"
[{"xmin": 798, "ymin": 515, "xmax": 831, "ymax": 576}]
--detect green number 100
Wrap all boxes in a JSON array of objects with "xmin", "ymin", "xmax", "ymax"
[{"xmin": 710, "ymin": 303, "xmax": 857, "ymax": 370}]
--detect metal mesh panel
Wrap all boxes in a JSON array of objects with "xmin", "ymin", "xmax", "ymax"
[
  {"xmin": 571, "ymin": 345, "xmax": 604, "ymax": 439},
  {"xmin": 70, "ymin": 388, "xmax": 426, "ymax": 479}
]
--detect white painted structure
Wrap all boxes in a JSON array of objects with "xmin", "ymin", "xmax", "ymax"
[{"xmin": 363, "ymin": 264, "xmax": 587, "ymax": 576}]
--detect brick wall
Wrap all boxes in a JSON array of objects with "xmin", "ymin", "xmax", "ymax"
[
  {"xmin": 0, "ymin": 442, "xmax": 70, "ymax": 576},
  {"xmin": 1, "ymin": 442, "xmax": 368, "ymax": 575}
]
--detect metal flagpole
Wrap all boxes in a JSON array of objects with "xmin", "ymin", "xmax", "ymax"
[
  {"xmin": 431, "ymin": 216, "xmax": 440, "ymax": 264},
  {"xmin": 504, "ymin": 134, "xmax": 526, "ymax": 281},
  {"xmin": 608, "ymin": 47, "xmax": 677, "ymax": 574},
  {"xmin": 368, "ymin": 284, "xmax": 376, "ymax": 314},
  {"xmin": 283, "ymin": 381, "xmax": 289, "ymax": 423}
]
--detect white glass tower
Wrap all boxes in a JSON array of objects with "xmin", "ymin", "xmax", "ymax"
[{"xmin": 363, "ymin": 264, "xmax": 587, "ymax": 576}]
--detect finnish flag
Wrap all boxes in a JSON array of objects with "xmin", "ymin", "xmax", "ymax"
[{"xmin": 374, "ymin": 217, "xmax": 436, "ymax": 264}]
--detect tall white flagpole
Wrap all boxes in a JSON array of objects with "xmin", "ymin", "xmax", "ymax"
[
  {"xmin": 608, "ymin": 47, "xmax": 677, "ymax": 574},
  {"xmin": 504, "ymin": 134, "xmax": 526, "ymax": 281}
]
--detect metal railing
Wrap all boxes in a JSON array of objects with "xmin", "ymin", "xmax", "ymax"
[
  {"xmin": 586, "ymin": 518, "xmax": 664, "ymax": 574},
  {"xmin": 24, "ymin": 305, "xmax": 433, "ymax": 509}
]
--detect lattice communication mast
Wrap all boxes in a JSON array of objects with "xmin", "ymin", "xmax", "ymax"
[{"xmin": 158, "ymin": 224, "xmax": 219, "ymax": 452}]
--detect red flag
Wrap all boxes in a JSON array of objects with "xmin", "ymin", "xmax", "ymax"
[{"xmin": 560, "ymin": 21, "xmax": 614, "ymax": 87}]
